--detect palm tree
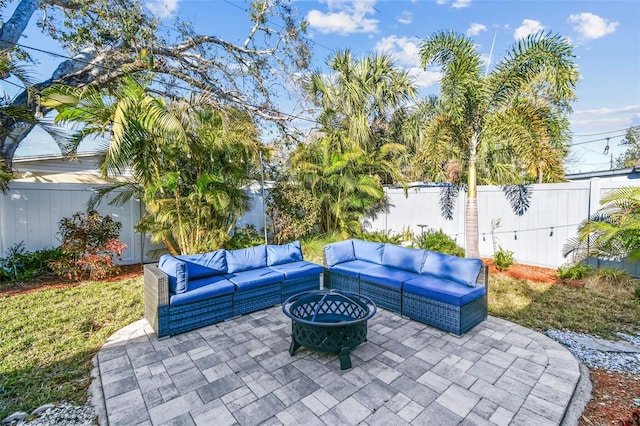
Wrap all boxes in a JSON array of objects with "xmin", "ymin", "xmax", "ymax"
[
  {"xmin": 290, "ymin": 51, "xmax": 415, "ymax": 235},
  {"xmin": 564, "ymin": 186, "xmax": 640, "ymax": 262},
  {"xmin": 291, "ymin": 137, "xmax": 402, "ymax": 234},
  {"xmin": 419, "ymin": 30, "xmax": 579, "ymax": 257},
  {"xmin": 42, "ymin": 77, "xmax": 263, "ymax": 254},
  {"xmin": 307, "ymin": 50, "xmax": 416, "ymax": 156}
]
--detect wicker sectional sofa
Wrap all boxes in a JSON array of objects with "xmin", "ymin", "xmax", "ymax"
[
  {"xmin": 144, "ymin": 241, "xmax": 322, "ymax": 337},
  {"xmin": 324, "ymin": 239, "xmax": 488, "ymax": 335}
]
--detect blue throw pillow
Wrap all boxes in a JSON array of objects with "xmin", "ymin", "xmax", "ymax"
[
  {"xmin": 381, "ymin": 244, "xmax": 426, "ymax": 274},
  {"xmin": 324, "ymin": 240, "xmax": 356, "ymax": 267},
  {"xmin": 267, "ymin": 241, "xmax": 303, "ymax": 266},
  {"xmin": 421, "ymin": 251, "xmax": 482, "ymax": 287},
  {"xmin": 226, "ymin": 244, "xmax": 267, "ymax": 273},
  {"xmin": 177, "ymin": 250, "xmax": 227, "ymax": 279},
  {"xmin": 352, "ymin": 239, "xmax": 384, "ymax": 264},
  {"xmin": 158, "ymin": 254, "xmax": 188, "ymax": 294}
]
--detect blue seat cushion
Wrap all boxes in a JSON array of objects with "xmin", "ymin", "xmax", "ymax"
[
  {"xmin": 169, "ymin": 276, "xmax": 235, "ymax": 306},
  {"xmin": 226, "ymin": 245, "xmax": 267, "ymax": 273},
  {"xmin": 177, "ymin": 250, "xmax": 227, "ymax": 279},
  {"xmin": 158, "ymin": 254, "xmax": 187, "ymax": 294},
  {"xmin": 382, "ymin": 244, "xmax": 426, "ymax": 274},
  {"xmin": 267, "ymin": 241, "xmax": 304, "ymax": 266},
  {"xmin": 404, "ymin": 274, "xmax": 486, "ymax": 306},
  {"xmin": 330, "ymin": 260, "xmax": 379, "ymax": 278},
  {"xmin": 268, "ymin": 261, "xmax": 323, "ymax": 280},
  {"xmin": 359, "ymin": 266, "xmax": 421, "ymax": 289},
  {"xmin": 422, "ymin": 251, "xmax": 482, "ymax": 287},
  {"xmin": 224, "ymin": 267, "xmax": 284, "ymax": 291},
  {"xmin": 352, "ymin": 239, "xmax": 384, "ymax": 264},
  {"xmin": 324, "ymin": 240, "xmax": 356, "ymax": 267}
]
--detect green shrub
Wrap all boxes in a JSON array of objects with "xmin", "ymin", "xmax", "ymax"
[
  {"xmin": 493, "ymin": 247, "xmax": 514, "ymax": 271},
  {"xmin": 400, "ymin": 226, "xmax": 415, "ymax": 245},
  {"xmin": 0, "ymin": 242, "xmax": 63, "ymax": 283},
  {"xmin": 357, "ymin": 230, "xmax": 402, "ymax": 244},
  {"xmin": 557, "ymin": 262, "xmax": 594, "ymax": 280},
  {"xmin": 415, "ymin": 229, "xmax": 464, "ymax": 257},
  {"xmin": 594, "ymin": 267, "xmax": 632, "ymax": 284},
  {"xmin": 634, "ymin": 285, "xmax": 640, "ymax": 300},
  {"xmin": 49, "ymin": 211, "xmax": 126, "ymax": 281},
  {"xmin": 225, "ymin": 224, "xmax": 265, "ymax": 249},
  {"xmin": 266, "ymin": 181, "xmax": 321, "ymax": 244}
]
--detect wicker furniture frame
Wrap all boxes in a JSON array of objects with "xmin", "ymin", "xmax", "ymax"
[
  {"xmin": 323, "ymin": 255, "xmax": 488, "ymax": 335},
  {"xmin": 359, "ymin": 279, "xmax": 402, "ymax": 314},
  {"xmin": 144, "ymin": 263, "xmax": 323, "ymax": 338},
  {"xmin": 323, "ymin": 270, "xmax": 359, "ymax": 294},
  {"xmin": 232, "ymin": 282, "xmax": 281, "ymax": 317},
  {"xmin": 401, "ymin": 265, "xmax": 488, "ymax": 335},
  {"xmin": 281, "ymin": 275, "xmax": 322, "ymax": 303},
  {"xmin": 144, "ymin": 264, "xmax": 234, "ymax": 338}
]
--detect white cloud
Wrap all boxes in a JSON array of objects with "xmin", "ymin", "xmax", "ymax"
[
  {"xmin": 397, "ymin": 11, "xmax": 413, "ymax": 25},
  {"xmin": 146, "ymin": 0, "xmax": 180, "ymax": 18},
  {"xmin": 568, "ymin": 12, "xmax": 618, "ymax": 40},
  {"xmin": 436, "ymin": 0, "xmax": 471, "ymax": 8},
  {"xmin": 374, "ymin": 35, "xmax": 441, "ymax": 88},
  {"xmin": 306, "ymin": 0, "xmax": 379, "ymax": 35},
  {"xmin": 514, "ymin": 19, "xmax": 544, "ymax": 40},
  {"xmin": 573, "ymin": 105, "xmax": 640, "ymax": 116},
  {"xmin": 407, "ymin": 67, "xmax": 441, "ymax": 88},
  {"xmin": 466, "ymin": 23, "xmax": 487, "ymax": 36},
  {"xmin": 374, "ymin": 35, "xmax": 421, "ymax": 66},
  {"xmin": 452, "ymin": 0, "xmax": 471, "ymax": 9}
]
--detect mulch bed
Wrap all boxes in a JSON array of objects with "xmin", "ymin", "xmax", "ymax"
[{"xmin": 2, "ymin": 261, "xmax": 638, "ymax": 424}]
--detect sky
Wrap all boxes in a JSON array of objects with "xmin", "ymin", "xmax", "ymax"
[{"xmin": 7, "ymin": 0, "xmax": 640, "ymax": 174}]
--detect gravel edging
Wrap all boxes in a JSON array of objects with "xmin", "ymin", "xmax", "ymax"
[
  {"xmin": 546, "ymin": 330, "xmax": 640, "ymax": 374},
  {"xmin": 1, "ymin": 401, "xmax": 96, "ymax": 426}
]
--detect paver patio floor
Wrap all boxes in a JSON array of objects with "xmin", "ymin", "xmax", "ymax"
[{"xmin": 90, "ymin": 307, "xmax": 588, "ymax": 426}]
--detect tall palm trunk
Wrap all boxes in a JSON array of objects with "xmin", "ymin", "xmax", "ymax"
[{"xmin": 465, "ymin": 132, "xmax": 480, "ymax": 258}]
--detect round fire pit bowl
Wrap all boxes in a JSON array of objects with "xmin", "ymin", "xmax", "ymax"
[{"xmin": 282, "ymin": 289, "xmax": 377, "ymax": 370}]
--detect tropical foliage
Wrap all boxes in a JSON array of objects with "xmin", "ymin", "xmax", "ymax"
[
  {"xmin": 564, "ymin": 186, "xmax": 640, "ymax": 262},
  {"xmin": 43, "ymin": 77, "xmax": 266, "ymax": 255},
  {"xmin": 418, "ymin": 30, "xmax": 579, "ymax": 257},
  {"xmin": 289, "ymin": 51, "xmax": 415, "ymax": 234},
  {"xmin": 266, "ymin": 180, "xmax": 321, "ymax": 244},
  {"xmin": 614, "ymin": 126, "xmax": 640, "ymax": 168},
  {"xmin": 0, "ymin": 50, "xmax": 36, "ymax": 192},
  {"xmin": 0, "ymin": 0, "xmax": 309, "ymax": 172}
]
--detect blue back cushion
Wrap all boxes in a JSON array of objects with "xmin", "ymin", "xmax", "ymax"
[
  {"xmin": 226, "ymin": 244, "xmax": 267, "ymax": 273},
  {"xmin": 352, "ymin": 239, "xmax": 384, "ymax": 264},
  {"xmin": 267, "ymin": 241, "xmax": 304, "ymax": 266},
  {"xmin": 177, "ymin": 250, "xmax": 227, "ymax": 279},
  {"xmin": 158, "ymin": 254, "xmax": 188, "ymax": 294},
  {"xmin": 324, "ymin": 240, "xmax": 356, "ymax": 267},
  {"xmin": 381, "ymin": 244, "xmax": 425, "ymax": 274},
  {"xmin": 422, "ymin": 251, "xmax": 482, "ymax": 287}
]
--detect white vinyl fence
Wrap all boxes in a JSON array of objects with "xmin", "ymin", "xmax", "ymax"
[
  {"xmin": 2, "ymin": 178, "xmax": 639, "ymax": 274},
  {"xmin": 0, "ymin": 181, "xmax": 267, "ymax": 265},
  {"xmin": 368, "ymin": 178, "xmax": 640, "ymax": 272}
]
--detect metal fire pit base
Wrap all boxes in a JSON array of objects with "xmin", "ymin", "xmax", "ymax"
[
  {"xmin": 282, "ymin": 290, "xmax": 377, "ymax": 370},
  {"xmin": 289, "ymin": 342, "xmax": 354, "ymax": 370}
]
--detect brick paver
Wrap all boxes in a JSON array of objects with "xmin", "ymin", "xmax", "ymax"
[{"xmin": 92, "ymin": 309, "xmax": 584, "ymax": 425}]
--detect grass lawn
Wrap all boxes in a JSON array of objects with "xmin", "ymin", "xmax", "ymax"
[
  {"xmin": 0, "ymin": 277, "xmax": 143, "ymax": 420},
  {"xmin": 0, "ymin": 257, "xmax": 639, "ymax": 420}
]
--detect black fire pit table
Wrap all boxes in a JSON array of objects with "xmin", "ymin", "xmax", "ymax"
[{"xmin": 282, "ymin": 289, "xmax": 377, "ymax": 370}]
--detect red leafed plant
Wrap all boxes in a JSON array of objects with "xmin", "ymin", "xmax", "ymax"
[{"xmin": 49, "ymin": 211, "xmax": 127, "ymax": 281}]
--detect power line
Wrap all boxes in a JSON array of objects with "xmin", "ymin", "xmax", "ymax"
[{"xmin": 572, "ymin": 126, "xmax": 637, "ymax": 137}]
